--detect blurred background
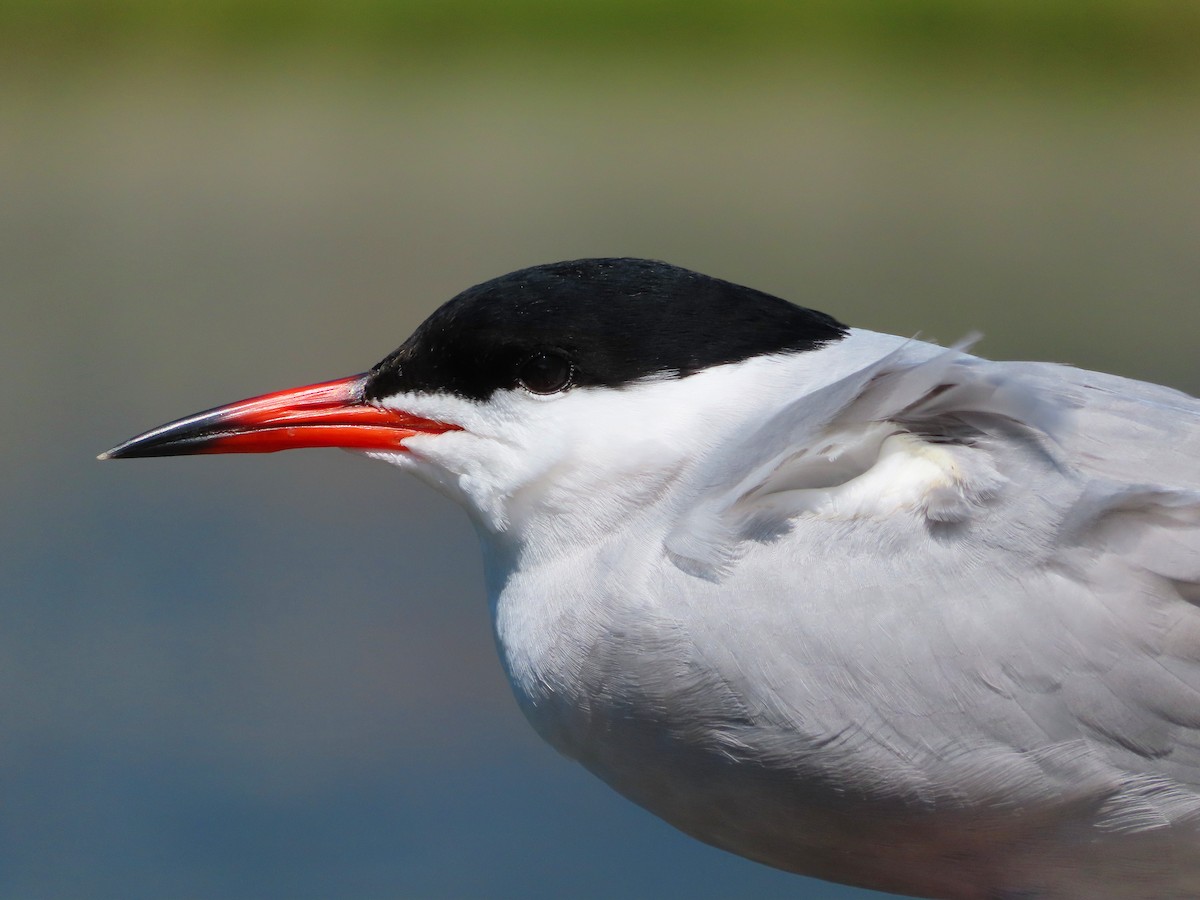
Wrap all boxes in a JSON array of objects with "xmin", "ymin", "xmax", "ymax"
[{"xmin": 3, "ymin": 2, "xmax": 1199, "ymax": 897}]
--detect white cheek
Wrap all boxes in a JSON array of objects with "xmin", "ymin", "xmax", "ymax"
[
  {"xmin": 400, "ymin": 429, "xmax": 550, "ymax": 532},
  {"xmin": 378, "ymin": 391, "xmax": 485, "ymax": 429}
]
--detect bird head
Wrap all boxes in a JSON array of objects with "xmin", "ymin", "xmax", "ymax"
[{"xmin": 101, "ymin": 258, "xmax": 849, "ymax": 545}]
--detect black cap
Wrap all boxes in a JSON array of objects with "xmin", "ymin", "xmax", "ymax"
[{"xmin": 365, "ymin": 258, "xmax": 848, "ymax": 402}]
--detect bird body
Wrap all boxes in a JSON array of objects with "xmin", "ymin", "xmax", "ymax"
[{"xmin": 103, "ymin": 259, "xmax": 1200, "ymax": 898}]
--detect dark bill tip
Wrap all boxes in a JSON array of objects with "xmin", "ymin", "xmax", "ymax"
[{"xmin": 99, "ymin": 373, "xmax": 457, "ymax": 460}]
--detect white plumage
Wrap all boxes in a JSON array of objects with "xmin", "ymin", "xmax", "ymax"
[{"xmin": 379, "ymin": 329, "xmax": 1200, "ymax": 898}]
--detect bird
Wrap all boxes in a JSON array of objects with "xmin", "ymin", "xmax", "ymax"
[{"xmin": 101, "ymin": 257, "xmax": 1200, "ymax": 899}]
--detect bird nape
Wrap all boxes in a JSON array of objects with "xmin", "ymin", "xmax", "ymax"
[{"xmin": 102, "ymin": 257, "xmax": 1200, "ymax": 899}]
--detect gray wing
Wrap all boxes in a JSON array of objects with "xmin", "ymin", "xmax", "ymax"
[
  {"xmin": 673, "ymin": 345, "xmax": 1200, "ymax": 823},
  {"xmin": 1000, "ymin": 362, "xmax": 1200, "ymax": 821}
]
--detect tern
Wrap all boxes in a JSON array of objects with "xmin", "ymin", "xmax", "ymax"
[{"xmin": 102, "ymin": 258, "xmax": 1200, "ymax": 899}]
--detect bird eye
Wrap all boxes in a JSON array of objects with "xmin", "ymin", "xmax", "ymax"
[{"xmin": 516, "ymin": 351, "xmax": 573, "ymax": 395}]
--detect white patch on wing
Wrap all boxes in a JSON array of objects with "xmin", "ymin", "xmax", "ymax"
[{"xmin": 748, "ymin": 431, "xmax": 1005, "ymax": 522}]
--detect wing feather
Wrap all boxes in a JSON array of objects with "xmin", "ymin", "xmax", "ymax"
[{"xmin": 671, "ymin": 337, "xmax": 1200, "ymax": 833}]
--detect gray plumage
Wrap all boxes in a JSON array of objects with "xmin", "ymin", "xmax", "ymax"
[{"xmin": 477, "ymin": 333, "xmax": 1200, "ymax": 899}]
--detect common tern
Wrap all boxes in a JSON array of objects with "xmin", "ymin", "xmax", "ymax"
[{"xmin": 102, "ymin": 258, "xmax": 1200, "ymax": 899}]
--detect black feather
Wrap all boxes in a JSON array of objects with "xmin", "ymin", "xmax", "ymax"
[{"xmin": 364, "ymin": 258, "xmax": 848, "ymax": 402}]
